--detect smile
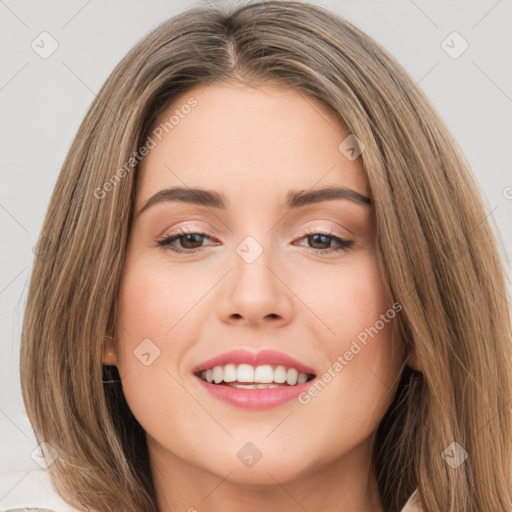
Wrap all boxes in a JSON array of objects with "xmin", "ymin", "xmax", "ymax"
[{"xmin": 192, "ymin": 349, "xmax": 317, "ymax": 409}]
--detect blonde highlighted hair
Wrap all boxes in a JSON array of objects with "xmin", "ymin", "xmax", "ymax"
[{"xmin": 21, "ymin": 1, "xmax": 512, "ymax": 511}]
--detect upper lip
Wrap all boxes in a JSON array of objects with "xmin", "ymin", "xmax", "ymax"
[{"xmin": 192, "ymin": 349, "xmax": 317, "ymax": 375}]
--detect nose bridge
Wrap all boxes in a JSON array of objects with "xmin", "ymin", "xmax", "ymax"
[
  {"xmin": 217, "ymin": 225, "xmax": 294, "ymax": 326},
  {"xmin": 232, "ymin": 231, "xmax": 279, "ymax": 296},
  {"xmin": 230, "ymin": 208, "xmax": 276, "ymax": 272}
]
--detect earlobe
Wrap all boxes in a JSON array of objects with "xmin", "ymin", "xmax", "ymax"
[{"xmin": 102, "ymin": 336, "xmax": 118, "ymax": 366}]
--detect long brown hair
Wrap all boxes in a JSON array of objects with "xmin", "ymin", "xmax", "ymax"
[{"xmin": 20, "ymin": 1, "xmax": 512, "ymax": 511}]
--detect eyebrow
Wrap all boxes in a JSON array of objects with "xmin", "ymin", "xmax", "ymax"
[{"xmin": 137, "ymin": 185, "xmax": 371, "ymax": 216}]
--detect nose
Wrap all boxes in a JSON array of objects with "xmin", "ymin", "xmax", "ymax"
[{"xmin": 216, "ymin": 237, "xmax": 294, "ymax": 328}]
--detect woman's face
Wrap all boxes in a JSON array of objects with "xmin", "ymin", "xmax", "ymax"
[{"xmin": 107, "ymin": 83, "xmax": 404, "ymax": 501}]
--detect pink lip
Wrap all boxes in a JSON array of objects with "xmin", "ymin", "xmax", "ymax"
[
  {"xmin": 195, "ymin": 377, "xmax": 315, "ymax": 410},
  {"xmin": 192, "ymin": 349, "xmax": 317, "ymax": 410},
  {"xmin": 192, "ymin": 349, "xmax": 316, "ymax": 375}
]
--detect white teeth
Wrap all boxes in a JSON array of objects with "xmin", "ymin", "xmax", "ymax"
[
  {"xmin": 198, "ymin": 363, "xmax": 312, "ymax": 386},
  {"xmin": 223, "ymin": 363, "xmax": 237, "ymax": 382},
  {"xmin": 213, "ymin": 366, "xmax": 223, "ymax": 384},
  {"xmin": 274, "ymin": 365, "xmax": 287, "ymax": 383},
  {"xmin": 237, "ymin": 364, "xmax": 255, "ymax": 382},
  {"xmin": 287, "ymin": 368, "xmax": 298, "ymax": 385},
  {"xmin": 254, "ymin": 364, "xmax": 274, "ymax": 383},
  {"xmin": 297, "ymin": 372, "xmax": 308, "ymax": 384}
]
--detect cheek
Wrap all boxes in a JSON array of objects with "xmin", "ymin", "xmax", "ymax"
[
  {"xmin": 294, "ymin": 255, "xmax": 401, "ymax": 431},
  {"xmin": 328, "ymin": 257, "xmax": 399, "ymax": 383},
  {"xmin": 301, "ymin": 251, "xmax": 390, "ymax": 344},
  {"xmin": 114, "ymin": 257, "xmax": 197, "ymax": 391},
  {"xmin": 114, "ymin": 258, "xmax": 201, "ymax": 437},
  {"xmin": 116, "ymin": 254, "xmax": 212, "ymax": 346},
  {"xmin": 116, "ymin": 271, "xmax": 167, "ymax": 341}
]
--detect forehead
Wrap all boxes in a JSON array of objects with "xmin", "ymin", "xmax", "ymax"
[{"xmin": 136, "ymin": 83, "xmax": 369, "ymax": 207}]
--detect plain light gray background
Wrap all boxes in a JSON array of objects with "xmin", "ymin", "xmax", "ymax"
[{"xmin": 1, "ymin": 0, "xmax": 511, "ymax": 509}]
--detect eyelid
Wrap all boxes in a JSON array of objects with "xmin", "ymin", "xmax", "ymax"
[
  {"xmin": 295, "ymin": 223, "xmax": 351, "ymax": 239},
  {"xmin": 157, "ymin": 222, "xmax": 215, "ymax": 239},
  {"xmin": 285, "ymin": 212, "xmax": 357, "ymax": 237}
]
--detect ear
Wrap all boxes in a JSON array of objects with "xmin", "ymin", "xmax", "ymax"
[{"xmin": 102, "ymin": 336, "xmax": 118, "ymax": 366}]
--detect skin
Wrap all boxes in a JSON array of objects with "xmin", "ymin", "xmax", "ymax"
[{"xmin": 103, "ymin": 82, "xmax": 406, "ymax": 512}]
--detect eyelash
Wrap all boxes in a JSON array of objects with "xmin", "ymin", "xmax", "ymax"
[{"xmin": 157, "ymin": 227, "xmax": 354, "ymax": 255}]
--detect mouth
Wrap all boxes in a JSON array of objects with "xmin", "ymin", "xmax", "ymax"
[
  {"xmin": 194, "ymin": 363, "xmax": 316, "ymax": 388},
  {"xmin": 192, "ymin": 349, "xmax": 317, "ymax": 409}
]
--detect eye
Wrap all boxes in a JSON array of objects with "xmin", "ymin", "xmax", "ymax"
[
  {"xmin": 157, "ymin": 227, "xmax": 218, "ymax": 253},
  {"xmin": 157, "ymin": 227, "xmax": 354, "ymax": 255},
  {"xmin": 294, "ymin": 228, "xmax": 354, "ymax": 254}
]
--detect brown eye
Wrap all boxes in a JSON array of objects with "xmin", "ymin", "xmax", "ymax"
[
  {"xmin": 295, "ymin": 229, "xmax": 354, "ymax": 254},
  {"xmin": 158, "ymin": 229, "xmax": 217, "ymax": 253}
]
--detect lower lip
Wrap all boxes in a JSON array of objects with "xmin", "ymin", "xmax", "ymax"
[{"xmin": 195, "ymin": 376, "xmax": 315, "ymax": 410}]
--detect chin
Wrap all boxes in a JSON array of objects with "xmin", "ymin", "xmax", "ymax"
[{"xmin": 198, "ymin": 450, "xmax": 313, "ymax": 485}]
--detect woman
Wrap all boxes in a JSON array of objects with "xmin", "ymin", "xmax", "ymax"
[{"xmin": 20, "ymin": 1, "xmax": 512, "ymax": 511}]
